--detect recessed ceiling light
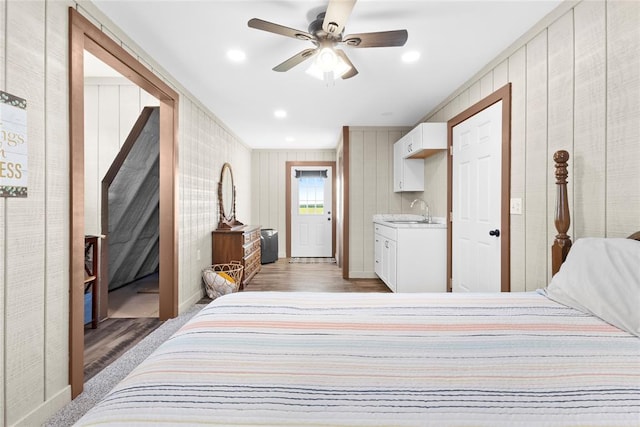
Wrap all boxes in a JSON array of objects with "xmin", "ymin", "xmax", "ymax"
[
  {"xmin": 227, "ymin": 49, "xmax": 246, "ymax": 62},
  {"xmin": 274, "ymin": 109, "xmax": 287, "ymax": 119},
  {"xmin": 401, "ymin": 51, "xmax": 420, "ymax": 63},
  {"xmin": 285, "ymin": 137, "xmax": 295, "ymax": 142}
]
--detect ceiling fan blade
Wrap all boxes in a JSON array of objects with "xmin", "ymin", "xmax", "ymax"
[
  {"xmin": 343, "ymin": 30, "xmax": 408, "ymax": 48},
  {"xmin": 273, "ymin": 48, "xmax": 318, "ymax": 72},
  {"xmin": 322, "ymin": 0, "xmax": 357, "ymax": 36},
  {"xmin": 248, "ymin": 18, "xmax": 314, "ymax": 42},
  {"xmin": 335, "ymin": 49, "xmax": 358, "ymax": 79}
]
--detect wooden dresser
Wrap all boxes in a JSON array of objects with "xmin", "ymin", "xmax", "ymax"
[{"xmin": 212, "ymin": 225, "xmax": 261, "ymax": 289}]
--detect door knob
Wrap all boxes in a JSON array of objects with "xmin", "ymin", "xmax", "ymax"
[{"xmin": 489, "ymin": 229, "xmax": 500, "ymax": 237}]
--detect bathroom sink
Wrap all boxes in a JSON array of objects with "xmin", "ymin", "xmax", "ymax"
[
  {"xmin": 384, "ymin": 218, "xmax": 446, "ymax": 225},
  {"xmin": 386, "ymin": 220, "xmax": 431, "ymax": 224}
]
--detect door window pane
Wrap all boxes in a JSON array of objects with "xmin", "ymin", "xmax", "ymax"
[{"xmin": 298, "ymin": 176, "xmax": 324, "ymax": 215}]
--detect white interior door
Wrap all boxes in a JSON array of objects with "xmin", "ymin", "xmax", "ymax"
[
  {"xmin": 452, "ymin": 101, "xmax": 502, "ymax": 292},
  {"xmin": 291, "ymin": 166, "xmax": 332, "ymax": 257}
]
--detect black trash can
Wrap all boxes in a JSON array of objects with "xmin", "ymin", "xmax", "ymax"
[{"xmin": 260, "ymin": 229, "xmax": 278, "ymax": 264}]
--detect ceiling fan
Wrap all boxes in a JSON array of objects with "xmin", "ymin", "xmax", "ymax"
[{"xmin": 248, "ymin": 0, "xmax": 408, "ymax": 80}]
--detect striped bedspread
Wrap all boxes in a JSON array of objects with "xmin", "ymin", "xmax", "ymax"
[{"xmin": 76, "ymin": 292, "xmax": 640, "ymax": 426}]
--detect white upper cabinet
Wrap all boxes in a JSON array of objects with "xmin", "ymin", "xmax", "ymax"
[
  {"xmin": 393, "ymin": 138, "xmax": 424, "ymax": 192},
  {"xmin": 393, "ymin": 123, "xmax": 446, "ymax": 192},
  {"xmin": 403, "ymin": 122, "xmax": 447, "ymax": 159}
]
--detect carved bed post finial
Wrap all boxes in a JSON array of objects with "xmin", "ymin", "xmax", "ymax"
[{"xmin": 551, "ymin": 150, "xmax": 571, "ymax": 276}]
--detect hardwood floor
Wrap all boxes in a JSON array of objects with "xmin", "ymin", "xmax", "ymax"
[
  {"xmin": 84, "ymin": 317, "xmax": 162, "ymax": 381},
  {"xmin": 86, "ymin": 258, "xmax": 388, "ymax": 382},
  {"xmin": 245, "ymin": 258, "xmax": 389, "ymax": 292}
]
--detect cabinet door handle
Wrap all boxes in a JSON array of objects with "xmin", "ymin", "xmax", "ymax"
[{"xmin": 385, "ymin": 240, "xmax": 389, "ymax": 248}]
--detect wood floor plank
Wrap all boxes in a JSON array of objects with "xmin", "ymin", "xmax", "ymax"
[
  {"xmin": 245, "ymin": 258, "xmax": 389, "ymax": 292},
  {"xmin": 84, "ymin": 317, "xmax": 162, "ymax": 381}
]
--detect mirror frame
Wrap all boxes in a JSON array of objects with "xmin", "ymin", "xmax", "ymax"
[{"xmin": 217, "ymin": 162, "xmax": 243, "ymax": 229}]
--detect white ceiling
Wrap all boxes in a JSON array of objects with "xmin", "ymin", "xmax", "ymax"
[{"xmin": 91, "ymin": 0, "xmax": 562, "ymax": 150}]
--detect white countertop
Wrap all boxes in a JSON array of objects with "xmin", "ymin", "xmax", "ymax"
[{"xmin": 373, "ymin": 214, "xmax": 447, "ymax": 229}]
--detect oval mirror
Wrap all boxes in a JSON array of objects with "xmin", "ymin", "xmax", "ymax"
[
  {"xmin": 217, "ymin": 163, "xmax": 243, "ymax": 229},
  {"xmin": 221, "ymin": 163, "xmax": 234, "ymax": 221}
]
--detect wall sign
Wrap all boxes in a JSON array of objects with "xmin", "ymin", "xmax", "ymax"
[{"xmin": 0, "ymin": 91, "xmax": 27, "ymax": 197}]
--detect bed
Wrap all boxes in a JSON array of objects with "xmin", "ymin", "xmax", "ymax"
[{"xmin": 76, "ymin": 151, "xmax": 640, "ymax": 426}]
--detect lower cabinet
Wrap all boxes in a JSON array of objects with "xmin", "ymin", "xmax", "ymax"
[
  {"xmin": 212, "ymin": 225, "xmax": 261, "ymax": 289},
  {"xmin": 374, "ymin": 227, "xmax": 397, "ymax": 292},
  {"xmin": 374, "ymin": 222, "xmax": 446, "ymax": 292}
]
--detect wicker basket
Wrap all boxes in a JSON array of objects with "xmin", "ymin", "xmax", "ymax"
[{"xmin": 202, "ymin": 261, "xmax": 244, "ymax": 299}]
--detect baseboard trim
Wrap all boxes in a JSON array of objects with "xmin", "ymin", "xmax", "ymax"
[
  {"xmin": 13, "ymin": 386, "xmax": 71, "ymax": 427},
  {"xmin": 348, "ymin": 271, "xmax": 378, "ymax": 279},
  {"xmin": 179, "ymin": 288, "xmax": 205, "ymax": 314}
]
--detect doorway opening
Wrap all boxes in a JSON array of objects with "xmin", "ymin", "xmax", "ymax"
[
  {"xmin": 84, "ymin": 51, "xmax": 161, "ymax": 320},
  {"xmin": 69, "ymin": 7, "xmax": 178, "ymax": 398},
  {"xmin": 82, "ymin": 51, "xmax": 163, "ymax": 380}
]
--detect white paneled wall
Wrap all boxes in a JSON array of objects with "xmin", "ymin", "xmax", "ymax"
[
  {"xmin": 178, "ymin": 99, "xmax": 251, "ymax": 310},
  {"xmin": 84, "ymin": 78, "xmax": 159, "ymax": 235},
  {"xmin": 422, "ymin": 0, "xmax": 640, "ymax": 291},
  {"xmin": 0, "ymin": 1, "xmax": 252, "ymax": 424},
  {"xmin": 251, "ymin": 149, "xmax": 335, "ymax": 258},
  {"xmin": 4, "ymin": 1, "xmax": 47, "ymax": 424},
  {"xmin": 347, "ymin": 127, "xmax": 418, "ymax": 278}
]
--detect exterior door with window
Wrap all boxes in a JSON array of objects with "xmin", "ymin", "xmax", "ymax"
[{"xmin": 291, "ymin": 167, "xmax": 333, "ymax": 257}]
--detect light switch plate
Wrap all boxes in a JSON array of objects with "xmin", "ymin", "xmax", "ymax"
[
  {"xmin": 196, "ymin": 249, "xmax": 201, "ymax": 261},
  {"xmin": 510, "ymin": 198, "xmax": 522, "ymax": 215}
]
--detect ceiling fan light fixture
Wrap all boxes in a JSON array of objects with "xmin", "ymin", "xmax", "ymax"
[{"xmin": 306, "ymin": 47, "xmax": 351, "ymax": 82}]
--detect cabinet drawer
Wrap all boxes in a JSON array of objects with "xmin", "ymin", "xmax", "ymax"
[
  {"xmin": 244, "ymin": 251, "xmax": 261, "ymax": 276},
  {"xmin": 243, "ymin": 243, "xmax": 253, "ymax": 257},
  {"xmin": 244, "ymin": 230, "xmax": 260, "ymax": 243},
  {"xmin": 374, "ymin": 223, "xmax": 397, "ymax": 241},
  {"xmin": 243, "ymin": 240, "xmax": 261, "ymax": 257}
]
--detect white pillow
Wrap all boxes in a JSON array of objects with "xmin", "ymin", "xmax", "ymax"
[{"xmin": 544, "ymin": 237, "xmax": 640, "ymax": 336}]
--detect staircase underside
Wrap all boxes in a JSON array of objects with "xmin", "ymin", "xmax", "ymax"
[{"xmin": 106, "ymin": 107, "xmax": 160, "ymax": 290}]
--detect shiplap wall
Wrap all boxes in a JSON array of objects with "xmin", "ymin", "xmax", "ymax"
[
  {"xmin": 0, "ymin": 1, "xmax": 251, "ymax": 424},
  {"xmin": 84, "ymin": 77, "xmax": 159, "ymax": 235},
  {"xmin": 251, "ymin": 149, "xmax": 336, "ymax": 258},
  {"xmin": 421, "ymin": 0, "xmax": 639, "ymax": 292},
  {"xmin": 348, "ymin": 127, "xmax": 416, "ymax": 278},
  {"xmin": 0, "ymin": 1, "xmax": 70, "ymax": 425}
]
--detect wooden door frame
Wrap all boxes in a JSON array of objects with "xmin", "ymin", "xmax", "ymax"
[
  {"xmin": 341, "ymin": 127, "xmax": 350, "ymax": 279},
  {"xmin": 446, "ymin": 83, "xmax": 511, "ymax": 292},
  {"xmin": 285, "ymin": 161, "xmax": 337, "ymax": 258},
  {"xmin": 69, "ymin": 8, "xmax": 179, "ymax": 398}
]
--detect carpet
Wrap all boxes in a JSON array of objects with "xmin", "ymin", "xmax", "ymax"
[
  {"xmin": 289, "ymin": 257, "xmax": 337, "ymax": 264},
  {"xmin": 44, "ymin": 303, "xmax": 207, "ymax": 427}
]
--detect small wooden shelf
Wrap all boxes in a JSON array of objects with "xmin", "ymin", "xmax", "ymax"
[{"xmin": 84, "ymin": 235, "xmax": 100, "ymax": 329}]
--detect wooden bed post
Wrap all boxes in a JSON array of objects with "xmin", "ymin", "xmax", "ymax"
[{"xmin": 551, "ymin": 150, "xmax": 571, "ymax": 276}]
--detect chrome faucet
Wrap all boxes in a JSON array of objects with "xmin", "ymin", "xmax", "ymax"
[{"xmin": 410, "ymin": 198, "xmax": 431, "ymax": 223}]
